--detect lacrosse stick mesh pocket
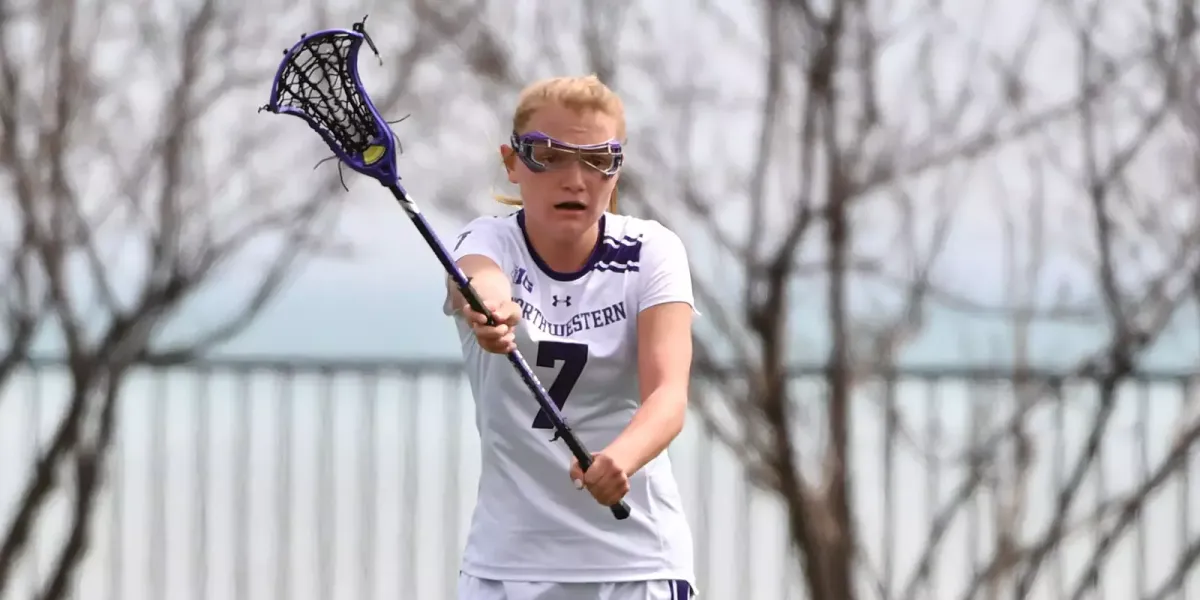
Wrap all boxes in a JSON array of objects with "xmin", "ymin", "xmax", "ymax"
[{"xmin": 273, "ymin": 32, "xmax": 380, "ymax": 157}]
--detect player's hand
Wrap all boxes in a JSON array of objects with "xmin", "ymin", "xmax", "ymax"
[
  {"xmin": 570, "ymin": 452, "xmax": 630, "ymax": 507},
  {"xmin": 463, "ymin": 299, "xmax": 520, "ymax": 354}
]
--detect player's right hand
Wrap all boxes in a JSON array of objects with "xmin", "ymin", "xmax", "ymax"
[{"xmin": 463, "ymin": 299, "xmax": 520, "ymax": 354}]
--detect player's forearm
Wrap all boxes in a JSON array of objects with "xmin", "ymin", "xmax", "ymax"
[
  {"xmin": 449, "ymin": 255, "xmax": 511, "ymax": 311},
  {"xmin": 604, "ymin": 387, "xmax": 687, "ymax": 476}
]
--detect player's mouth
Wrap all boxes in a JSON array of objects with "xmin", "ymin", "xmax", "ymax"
[{"xmin": 553, "ymin": 201, "xmax": 587, "ymax": 212}]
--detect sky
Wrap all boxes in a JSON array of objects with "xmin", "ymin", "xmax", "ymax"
[{"xmin": 3, "ymin": 0, "xmax": 1200, "ymax": 598}]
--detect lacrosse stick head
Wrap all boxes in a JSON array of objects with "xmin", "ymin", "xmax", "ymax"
[{"xmin": 262, "ymin": 17, "xmax": 399, "ymax": 187}]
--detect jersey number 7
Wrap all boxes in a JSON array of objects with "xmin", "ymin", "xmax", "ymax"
[{"xmin": 531, "ymin": 341, "xmax": 588, "ymax": 429}]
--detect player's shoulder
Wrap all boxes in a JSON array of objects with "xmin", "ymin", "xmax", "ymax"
[
  {"xmin": 451, "ymin": 210, "xmax": 523, "ymax": 266},
  {"xmin": 603, "ymin": 213, "xmax": 685, "ymax": 259},
  {"xmin": 603, "ymin": 213, "xmax": 681, "ymax": 244},
  {"xmin": 459, "ymin": 209, "xmax": 522, "ymax": 235}
]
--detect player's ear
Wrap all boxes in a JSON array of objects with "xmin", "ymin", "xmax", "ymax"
[{"xmin": 500, "ymin": 144, "xmax": 519, "ymax": 184}]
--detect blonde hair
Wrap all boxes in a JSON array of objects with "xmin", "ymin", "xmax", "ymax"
[{"xmin": 495, "ymin": 74, "xmax": 625, "ymax": 213}]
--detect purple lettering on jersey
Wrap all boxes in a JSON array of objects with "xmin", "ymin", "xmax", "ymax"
[
  {"xmin": 511, "ymin": 298, "xmax": 628, "ymax": 337},
  {"xmin": 510, "ymin": 266, "xmax": 534, "ymax": 293}
]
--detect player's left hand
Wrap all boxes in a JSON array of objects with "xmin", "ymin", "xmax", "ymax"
[{"xmin": 570, "ymin": 452, "xmax": 630, "ymax": 507}]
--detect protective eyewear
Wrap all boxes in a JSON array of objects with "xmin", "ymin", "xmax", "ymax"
[{"xmin": 510, "ymin": 131, "xmax": 623, "ymax": 177}]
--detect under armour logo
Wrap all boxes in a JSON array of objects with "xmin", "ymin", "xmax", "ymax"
[{"xmin": 552, "ymin": 295, "xmax": 571, "ymax": 307}]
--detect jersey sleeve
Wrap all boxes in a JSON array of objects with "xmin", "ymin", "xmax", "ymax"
[
  {"xmin": 441, "ymin": 216, "xmax": 511, "ymax": 316},
  {"xmin": 637, "ymin": 223, "xmax": 698, "ymax": 314}
]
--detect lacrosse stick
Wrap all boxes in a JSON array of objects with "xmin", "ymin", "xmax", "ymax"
[{"xmin": 260, "ymin": 17, "xmax": 631, "ymax": 521}]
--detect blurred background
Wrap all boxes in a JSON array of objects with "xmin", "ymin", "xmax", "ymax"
[{"xmin": 1, "ymin": 0, "xmax": 1200, "ymax": 598}]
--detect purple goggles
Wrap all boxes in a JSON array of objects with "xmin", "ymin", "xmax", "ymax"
[{"xmin": 510, "ymin": 131, "xmax": 624, "ymax": 177}]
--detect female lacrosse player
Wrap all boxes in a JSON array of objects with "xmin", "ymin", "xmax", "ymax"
[{"xmin": 443, "ymin": 75, "xmax": 697, "ymax": 600}]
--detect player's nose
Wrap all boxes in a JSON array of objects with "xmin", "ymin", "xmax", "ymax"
[{"xmin": 559, "ymin": 161, "xmax": 586, "ymax": 191}]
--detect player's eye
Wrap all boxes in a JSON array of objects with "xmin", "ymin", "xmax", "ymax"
[
  {"xmin": 580, "ymin": 153, "xmax": 616, "ymax": 171},
  {"xmin": 532, "ymin": 147, "xmax": 568, "ymax": 164}
]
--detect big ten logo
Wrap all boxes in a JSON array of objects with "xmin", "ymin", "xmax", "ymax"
[{"xmin": 510, "ymin": 266, "xmax": 534, "ymax": 293}]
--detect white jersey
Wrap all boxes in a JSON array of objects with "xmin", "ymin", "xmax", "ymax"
[{"xmin": 443, "ymin": 210, "xmax": 696, "ymax": 585}]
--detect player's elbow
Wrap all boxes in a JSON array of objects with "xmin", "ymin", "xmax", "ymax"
[
  {"xmin": 636, "ymin": 306, "xmax": 693, "ymax": 439},
  {"xmin": 641, "ymin": 382, "xmax": 688, "ymax": 439},
  {"xmin": 660, "ymin": 386, "xmax": 689, "ymax": 432}
]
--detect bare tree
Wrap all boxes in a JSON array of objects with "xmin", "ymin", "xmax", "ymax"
[
  {"xmin": 1025, "ymin": 3, "xmax": 1200, "ymax": 599},
  {"xmin": 413, "ymin": 0, "xmax": 1200, "ymax": 597},
  {"xmin": 0, "ymin": 0, "xmax": 463, "ymax": 596}
]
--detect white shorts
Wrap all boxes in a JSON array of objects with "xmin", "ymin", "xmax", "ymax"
[{"xmin": 457, "ymin": 573, "xmax": 695, "ymax": 600}]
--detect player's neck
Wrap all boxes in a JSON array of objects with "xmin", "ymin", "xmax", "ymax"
[{"xmin": 527, "ymin": 222, "xmax": 600, "ymax": 274}]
